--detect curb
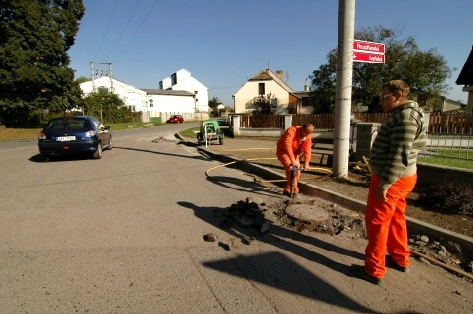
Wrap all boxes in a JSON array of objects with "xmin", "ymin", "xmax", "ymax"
[{"xmin": 186, "ymin": 136, "xmax": 473, "ymax": 256}]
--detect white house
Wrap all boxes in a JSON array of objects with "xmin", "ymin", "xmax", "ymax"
[
  {"xmin": 79, "ymin": 75, "xmax": 204, "ymax": 118},
  {"xmin": 233, "ymin": 69, "xmax": 294, "ymax": 114},
  {"xmin": 80, "ymin": 77, "xmax": 148, "ymax": 112},
  {"xmin": 141, "ymin": 89, "xmax": 196, "ymax": 114},
  {"xmin": 158, "ymin": 68, "xmax": 209, "ymax": 112}
]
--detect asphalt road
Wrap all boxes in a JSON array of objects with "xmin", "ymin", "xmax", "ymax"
[{"xmin": 1, "ymin": 124, "xmax": 472, "ymax": 314}]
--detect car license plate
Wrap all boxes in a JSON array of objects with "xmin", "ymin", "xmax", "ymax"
[{"xmin": 56, "ymin": 136, "xmax": 76, "ymax": 141}]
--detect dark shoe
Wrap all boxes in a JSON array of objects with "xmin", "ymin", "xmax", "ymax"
[
  {"xmin": 351, "ymin": 264, "xmax": 385, "ymax": 286},
  {"xmin": 386, "ymin": 255, "xmax": 409, "ymax": 273}
]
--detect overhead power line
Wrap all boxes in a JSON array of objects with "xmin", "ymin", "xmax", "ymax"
[
  {"xmin": 94, "ymin": 0, "xmax": 119, "ymax": 61},
  {"xmin": 104, "ymin": 0, "xmax": 143, "ymax": 61},
  {"xmin": 113, "ymin": 0, "xmax": 160, "ymax": 61}
]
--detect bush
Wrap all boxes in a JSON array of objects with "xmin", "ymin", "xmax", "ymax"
[
  {"xmin": 418, "ymin": 183, "xmax": 473, "ymax": 217},
  {"xmin": 349, "ymin": 156, "xmax": 371, "ymax": 183}
]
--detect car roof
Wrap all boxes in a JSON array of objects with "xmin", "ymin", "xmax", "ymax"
[{"xmin": 51, "ymin": 115, "xmax": 94, "ymax": 120}]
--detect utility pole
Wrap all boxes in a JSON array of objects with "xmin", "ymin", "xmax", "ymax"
[
  {"xmin": 333, "ymin": 0, "xmax": 355, "ymax": 178},
  {"xmin": 90, "ymin": 62, "xmax": 113, "ymax": 93}
]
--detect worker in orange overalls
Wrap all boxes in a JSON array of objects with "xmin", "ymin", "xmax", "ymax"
[{"xmin": 276, "ymin": 123, "xmax": 314, "ymax": 197}]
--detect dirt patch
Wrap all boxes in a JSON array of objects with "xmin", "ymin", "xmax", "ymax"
[
  {"xmin": 219, "ymin": 196, "xmax": 472, "ymax": 280},
  {"xmin": 206, "ymin": 148, "xmax": 473, "ymax": 277}
]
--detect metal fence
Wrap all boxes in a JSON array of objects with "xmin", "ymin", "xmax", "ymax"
[
  {"xmin": 419, "ymin": 132, "xmax": 473, "ymax": 165},
  {"xmin": 227, "ymin": 113, "xmax": 473, "ymax": 166},
  {"xmin": 230, "ymin": 112, "xmax": 473, "ymax": 134}
]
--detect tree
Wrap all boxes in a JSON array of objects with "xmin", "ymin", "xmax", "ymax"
[
  {"xmin": 0, "ymin": 0, "xmax": 85, "ymax": 126},
  {"xmin": 75, "ymin": 76, "xmax": 89, "ymax": 85},
  {"xmin": 309, "ymin": 26, "xmax": 453, "ymax": 113},
  {"xmin": 82, "ymin": 89, "xmax": 135, "ymax": 124},
  {"xmin": 208, "ymin": 97, "xmax": 221, "ymax": 116}
]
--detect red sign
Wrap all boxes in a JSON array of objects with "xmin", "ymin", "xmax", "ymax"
[
  {"xmin": 353, "ymin": 51, "xmax": 385, "ymax": 63},
  {"xmin": 353, "ymin": 40, "xmax": 385, "ymax": 54}
]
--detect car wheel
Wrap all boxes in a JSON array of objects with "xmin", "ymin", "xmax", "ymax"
[
  {"xmin": 93, "ymin": 142, "xmax": 103, "ymax": 159},
  {"xmin": 197, "ymin": 133, "xmax": 203, "ymax": 146},
  {"xmin": 106, "ymin": 136, "xmax": 113, "ymax": 150}
]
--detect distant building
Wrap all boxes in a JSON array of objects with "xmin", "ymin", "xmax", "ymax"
[
  {"xmin": 141, "ymin": 89, "xmax": 196, "ymax": 113},
  {"xmin": 456, "ymin": 45, "xmax": 473, "ymax": 112},
  {"xmin": 80, "ymin": 69, "xmax": 208, "ymax": 115},
  {"xmin": 158, "ymin": 69, "xmax": 209, "ymax": 113},
  {"xmin": 233, "ymin": 69, "xmax": 315, "ymax": 114},
  {"xmin": 233, "ymin": 69, "xmax": 292, "ymax": 114},
  {"xmin": 80, "ymin": 77, "xmax": 147, "ymax": 112}
]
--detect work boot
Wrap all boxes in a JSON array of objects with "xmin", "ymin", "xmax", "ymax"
[
  {"xmin": 351, "ymin": 264, "xmax": 385, "ymax": 287},
  {"xmin": 385, "ymin": 255, "xmax": 410, "ymax": 273}
]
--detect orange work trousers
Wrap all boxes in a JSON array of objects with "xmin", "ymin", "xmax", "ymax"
[
  {"xmin": 364, "ymin": 173, "xmax": 417, "ymax": 278},
  {"xmin": 276, "ymin": 151, "xmax": 301, "ymax": 193}
]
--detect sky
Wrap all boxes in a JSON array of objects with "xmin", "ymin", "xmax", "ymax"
[{"xmin": 69, "ymin": 0, "xmax": 473, "ymax": 107}]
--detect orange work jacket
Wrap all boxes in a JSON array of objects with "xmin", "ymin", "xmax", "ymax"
[{"xmin": 276, "ymin": 126, "xmax": 312, "ymax": 162}]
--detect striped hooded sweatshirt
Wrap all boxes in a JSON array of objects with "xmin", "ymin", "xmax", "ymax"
[{"xmin": 370, "ymin": 100, "xmax": 427, "ymax": 189}]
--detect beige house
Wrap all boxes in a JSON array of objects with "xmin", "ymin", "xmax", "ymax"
[
  {"xmin": 233, "ymin": 69, "xmax": 290, "ymax": 114},
  {"xmin": 233, "ymin": 69, "xmax": 315, "ymax": 114}
]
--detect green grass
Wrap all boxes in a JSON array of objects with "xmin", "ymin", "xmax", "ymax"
[
  {"xmin": 179, "ymin": 127, "xmax": 200, "ymax": 138},
  {"xmin": 419, "ymin": 149, "xmax": 473, "ymax": 170},
  {"xmin": 0, "ymin": 121, "xmax": 166, "ymax": 141},
  {"xmin": 106, "ymin": 121, "xmax": 165, "ymax": 130}
]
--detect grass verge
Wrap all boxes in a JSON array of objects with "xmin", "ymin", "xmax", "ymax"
[{"xmin": 0, "ymin": 121, "xmax": 167, "ymax": 141}]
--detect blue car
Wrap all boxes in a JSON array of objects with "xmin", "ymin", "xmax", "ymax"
[{"xmin": 38, "ymin": 116, "xmax": 112, "ymax": 160}]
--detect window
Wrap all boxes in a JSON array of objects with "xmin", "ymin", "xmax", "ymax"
[
  {"xmin": 258, "ymin": 83, "xmax": 265, "ymax": 95},
  {"xmin": 171, "ymin": 73, "xmax": 177, "ymax": 85},
  {"xmin": 98, "ymin": 86, "xmax": 108, "ymax": 93}
]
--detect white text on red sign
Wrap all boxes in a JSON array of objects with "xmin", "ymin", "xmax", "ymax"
[
  {"xmin": 353, "ymin": 51, "xmax": 385, "ymax": 63},
  {"xmin": 353, "ymin": 40, "xmax": 385, "ymax": 54}
]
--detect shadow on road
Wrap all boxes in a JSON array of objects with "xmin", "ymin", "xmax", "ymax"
[{"xmin": 178, "ymin": 201, "xmax": 373, "ymax": 313}]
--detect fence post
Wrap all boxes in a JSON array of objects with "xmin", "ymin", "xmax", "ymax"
[
  {"xmin": 141, "ymin": 111, "xmax": 150, "ymax": 123},
  {"xmin": 284, "ymin": 114, "xmax": 293, "ymax": 130},
  {"xmin": 423, "ymin": 112, "xmax": 430, "ymax": 132},
  {"xmin": 354, "ymin": 123, "xmax": 380, "ymax": 162},
  {"xmin": 232, "ymin": 115, "xmax": 241, "ymax": 136}
]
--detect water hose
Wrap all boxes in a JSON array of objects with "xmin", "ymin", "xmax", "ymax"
[
  {"xmin": 205, "ymin": 157, "xmax": 333, "ymax": 184},
  {"xmin": 411, "ymin": 250, "xmax": 473, "ymax": 281}
]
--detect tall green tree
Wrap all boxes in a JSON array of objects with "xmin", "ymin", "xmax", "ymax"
[
  {"xmin": 0, "ymin": 0, "xmax": 85, "ymax": 126},
  {"xmin": 309, "ymin": 26, "xmax": 452, "ymax": 113},
  {"xmin": 208, "ymin": 97, "xmax": 221, "ymax": 116}
]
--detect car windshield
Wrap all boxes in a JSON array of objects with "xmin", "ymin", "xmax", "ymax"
[{"xmin": 46, "ymin": 118, "xmax": 90, "ymax": 131}]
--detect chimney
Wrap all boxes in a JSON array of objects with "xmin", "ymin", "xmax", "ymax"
[
  {"xmin": 304, "ymin": 78, "xmax": 310, "ymax": 92},
  {"xmin": 276, "ymin": 70, "xmax": 283, "ymax": 80}
]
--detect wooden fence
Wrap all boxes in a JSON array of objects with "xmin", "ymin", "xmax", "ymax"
[
  {"xmin": 426, "ymin": 112, "xmax": 473, "ymax": 133},
  {"xmin": 230, "ymin": 112, "xmax": 473, "ymax": 134}
]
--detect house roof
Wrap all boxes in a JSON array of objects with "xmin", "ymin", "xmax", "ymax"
[
  {"xmin": 456, "ymin": 45, "xmax": 473, "ymax": 86},
  {"xmin": 248, "ymin": 69, "xmax": 293, "ymax": 93},
  {"xmin": 142, "ymin": 89, "xmax": 195, "ymax": 96},
  {"xmin": 290, "ymin": 91, "xmax": 313, "ymax": 99}
]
